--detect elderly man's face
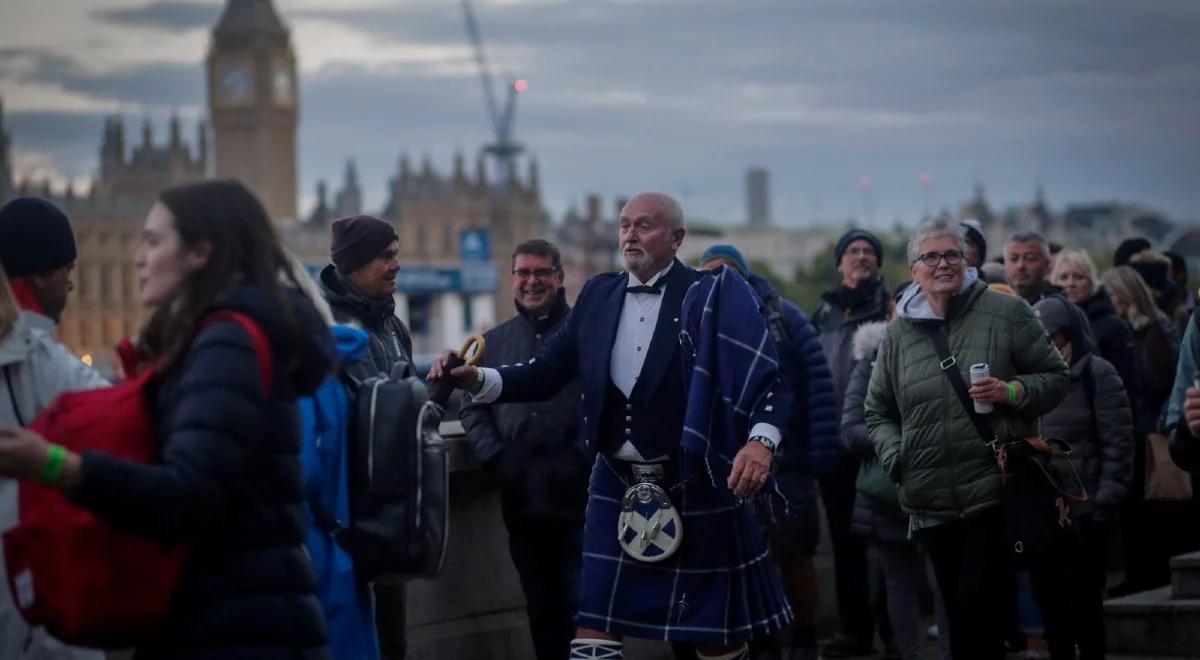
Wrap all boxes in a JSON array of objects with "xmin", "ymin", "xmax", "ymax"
[
  {"xmin": 910, "ymin": 235, "xmax": 966, "ymax": 298},
  {"xmin": 837, "ymin": 239, "xmax": 879, "ymax": 288},
  {"xmin": 1005, "ymin": 240, "xmax": 1050, "ymax": 294},
  {"xmin": 619, "ymin": 194, "xmax": 684, "ymax": 280}
]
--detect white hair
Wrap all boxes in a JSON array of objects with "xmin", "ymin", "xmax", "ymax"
[{"xmin": 907, "ymin": 218, "xmax": 967, "ymax": 264}]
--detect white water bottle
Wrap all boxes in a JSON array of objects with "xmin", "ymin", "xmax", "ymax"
[{"xmin": 970, "ymin": 363, "xmax": 993, "ymax": 414}]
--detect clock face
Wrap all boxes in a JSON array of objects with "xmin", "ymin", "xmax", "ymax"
[
  {"xmin": 273, "ymin": 66, "xmax": 293, "ymax": 103},
  {"xmin": 219, "ymin": 65, "xmax": 250, "ymax": 103}
]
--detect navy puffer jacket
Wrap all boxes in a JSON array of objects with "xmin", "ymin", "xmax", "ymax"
[
  {"xmin": 70, "ymin": 285, "xmax": 334, "ymax": 660},
  {"xmin": 747, "ymin": 272, "xmax": 839, "ymax": 478}
]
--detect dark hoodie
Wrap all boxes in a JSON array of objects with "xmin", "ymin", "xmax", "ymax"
[
  {"xmin": 1076, "ymin": 287, "xmax": 1141, "ymax": 411},
  {"xmin": 70, "ymin": 285, "xmax": 334, "ymax": 660},
  {"xmin": 319, "ymin": 263, "xmax": 413, "ymax": 374},
  {"xmin": 1038, "ymin": 296, "xmax": 1134, "ymax": 520},
  {"xmin": 813, "ymin": 276, "xmax": 889, "ymax": 415}
]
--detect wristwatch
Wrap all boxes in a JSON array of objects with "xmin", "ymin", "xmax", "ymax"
[{"xmin": 750, "ymin": 435, "xmax": 778, "ymax": 454}]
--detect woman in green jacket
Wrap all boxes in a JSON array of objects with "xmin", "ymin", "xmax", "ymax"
[{"xmin": 864, "ymin": 218, "xmax": 1069, "ymax": 660}]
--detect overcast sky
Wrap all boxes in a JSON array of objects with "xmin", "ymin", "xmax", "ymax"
[{"xmin": 2, "ymin": 0, "xmax": 1198, "ymax": 227}]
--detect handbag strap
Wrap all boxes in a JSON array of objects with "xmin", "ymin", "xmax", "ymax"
[
  {"xmin": 920, "ymin": 322, "xmax": 997, "ymax": 446},
  {"xmin": 200, "ymin": 310, "xmax": 274, "ymax": 397}
]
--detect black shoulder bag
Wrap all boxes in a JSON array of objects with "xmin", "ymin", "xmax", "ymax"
[{"xmin": 922, "ymin": 322, "xmax": 1086, "ymax": 566}]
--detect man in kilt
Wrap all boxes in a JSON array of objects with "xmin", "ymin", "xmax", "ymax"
[{"xmin": 430, "ymin": 192, "xmax": 793, "ymax": 659}]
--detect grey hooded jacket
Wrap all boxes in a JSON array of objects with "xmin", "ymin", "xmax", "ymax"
[
  {"xmin": 1037, "ymin": 297, "xmax": 1134, "ymax": 520},
  {"xmin": 1, "ymin": 312, "xmax": 106, "ymax": 660}
]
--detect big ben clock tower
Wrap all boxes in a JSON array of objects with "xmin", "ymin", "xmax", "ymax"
[{"xmin": 206, "ymin": 0, "xmax": 298, "ymax": 220}]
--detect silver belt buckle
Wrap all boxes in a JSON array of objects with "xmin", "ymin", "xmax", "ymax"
[
  {"xmin": 617, "ymin": 462, "xmax": 682, "ymax": 563},
  {"xmin": 631, "ymin": 462, "xmax": 664, "ymax": 484}
]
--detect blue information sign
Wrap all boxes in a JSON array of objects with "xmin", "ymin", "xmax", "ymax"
[{"xmin": 459, "ymin": 229, "xmax": 491, "ymax": 262}]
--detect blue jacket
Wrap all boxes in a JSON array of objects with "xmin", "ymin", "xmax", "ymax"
[
  {"xmin": 1168, "ymin": 310, "xmax": 1200, "ymax": 479},
  {"xmin": 495, "ymin": 260, "xmax": 787, "ymax": 458},
  {"xmin": 299, "ymin": 326, "xmax": 379, "ymax": 660},
  {"xmin": 70, "ymin": 285, "xmax": 334, "ymax": 660},
  {"xmin": 747, "ymin": 272, "xmax": 838, "ymax": 477}
]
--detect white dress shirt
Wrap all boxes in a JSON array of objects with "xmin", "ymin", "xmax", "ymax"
[
  {"xmin": 610, "ymin": 263, "xmax": 673, "ymax": 460},
  {"xmin": 471, "ymin": 261, "xmax": 781, "ymax": 458}
]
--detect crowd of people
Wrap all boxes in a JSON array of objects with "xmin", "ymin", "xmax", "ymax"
[{"xmin": 0, "ymin": 180, "xmax": 1198, "ymax": 660}]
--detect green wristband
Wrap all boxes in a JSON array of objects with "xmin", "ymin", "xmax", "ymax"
[
  {"xmin": 1006, "ymin": 382, "xmax": 1018, "ymax": 403},
  {"xmin": 41, "ymin": 443, "xmax": 67, "ymax": 485},
  {"xmin": 466, "ymin": 369, "xmax": 485, "ymax": 395}
]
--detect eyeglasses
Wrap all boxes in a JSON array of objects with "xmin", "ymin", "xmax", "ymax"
[
  {"xmin": 512, "ymin": 267, "xmax": 559, "ymax": 279},
  {"xmin": 913, "ymin": 250, "xmax": 964, "ymax": 267}
]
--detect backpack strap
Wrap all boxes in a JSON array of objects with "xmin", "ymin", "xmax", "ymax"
[
  {"xmin": 201, "ymin": 310, "xmax": 274, "ymax": 397},
  {"xmin": 4, "ymin": 365, "xmax": 26, "ymax": 426},
  {"xmin": 920, "ymin": 322, "xmax": 998, "ymax": 446}
]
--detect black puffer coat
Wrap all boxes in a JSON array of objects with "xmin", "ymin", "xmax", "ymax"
[
  {"xmin": 1077, "ymin": 287, "xmax": 1141, "ymax": 412},
  {"xmin": 459, "ymin": 292, "xmax": 590, "ymax": 523},
  {"xmin": 1039, "ymin": 300, "xmax": 1134, "ymax": 520},
  {"xmin": 319, "ymin": 264, "xmax": 413, "ymax": 373},
  {"xmin": 70, "ymin": 286, "xmax": 334, "ymax": 660}
]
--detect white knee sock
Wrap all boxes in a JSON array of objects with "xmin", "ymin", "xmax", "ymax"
[
  {"xmin": 696, "ymin": 644, "xmax": 749, "ymax": 660},
  {"xmin": 568, "ymin": 638, "xmax": 623, "ymax": 659}
]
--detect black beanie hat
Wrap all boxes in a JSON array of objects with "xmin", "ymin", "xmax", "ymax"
[
  {"xmin": 0, "ymin": 197, "xmax": 78, "ymax": 277},
  {"xmin": 1113, "ymin": 237, "xmax": 1151, "ymax": 267},
  {"xmin": 959, "ymin": 220, "xmax": 988, "ymax": 263},
  {"xmin": 330, "ymin": 214, "xmax": 398, "ymax": 274},
  {"xmin": 834, "ymin": 229, "xmax": 883, "ymax": 267}
]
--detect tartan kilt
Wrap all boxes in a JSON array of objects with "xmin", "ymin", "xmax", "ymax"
[{"xmin": 576, "ymin": 455, "xmax": 793, "ymax": 645}]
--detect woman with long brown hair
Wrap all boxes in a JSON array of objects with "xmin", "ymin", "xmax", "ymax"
[{"xmin": 0, "ymin": 179, "xmax": 335, "ymax": 659}]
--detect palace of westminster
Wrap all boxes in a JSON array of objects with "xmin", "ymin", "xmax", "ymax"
[{"xmin": 0, "ymin": 0, "xmax": 564, "ymax": 370}]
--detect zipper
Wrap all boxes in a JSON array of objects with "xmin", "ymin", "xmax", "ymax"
[{"xmin": 367, "ymin": 380, "xmax": 380, "ymax": 486}]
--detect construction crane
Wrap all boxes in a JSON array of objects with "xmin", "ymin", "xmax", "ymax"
[{"xmin": 461, "ymin": 0, "xmax": 525, "ymax": 187}]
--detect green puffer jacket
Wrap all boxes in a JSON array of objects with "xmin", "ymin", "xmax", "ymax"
[{"xmin": 864, "ymin": 276, "xmax": 1069, "ymax": 521}]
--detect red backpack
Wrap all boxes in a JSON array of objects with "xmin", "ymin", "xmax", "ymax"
[{"xmin": 3, "ymin": 311, "xmax": 273, "ymax": 648}]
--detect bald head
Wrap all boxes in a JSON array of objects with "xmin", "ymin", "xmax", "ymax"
[
  {"xmin": 623, "ymin": 192, "xmax": 685, "ymax": 230},
  {"xmin": 618, "ymin": 191, "xmax": 686, "ymax": 281}
]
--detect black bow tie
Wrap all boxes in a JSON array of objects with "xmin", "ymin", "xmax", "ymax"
[{"xmin": 626, "ymin": 283, "xmax": 663, "ymax": 295}]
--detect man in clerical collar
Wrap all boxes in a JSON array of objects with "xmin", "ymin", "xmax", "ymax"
[{"xmin": 460, "ymin": 239, "xmax": 589, "ymax": 660}]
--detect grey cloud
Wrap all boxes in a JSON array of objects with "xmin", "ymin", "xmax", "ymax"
[
  {"xmin": 93, "ymin": 1, "xmax": 221, "ymax": 33},
  {"xmin": 4, "ymin": 0, "xmax": 1199, "ymax": 225}
]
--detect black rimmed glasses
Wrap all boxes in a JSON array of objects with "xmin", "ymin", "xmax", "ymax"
[
  {"xmin": 512, "ymin": 267, "xmax": 559, "ymax": 279},
  {"xmin": 913, "ymin": 250, "xmax": 964, "ymax": 267}
]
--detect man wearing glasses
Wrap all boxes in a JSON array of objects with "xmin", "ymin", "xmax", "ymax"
[
  {"xmin": 812, "ymin": 229, "xmax": 891, "ymax": 658},
  {"xmin": 460, "ymin": 239, "xmax": 590, "ymax": 660}
]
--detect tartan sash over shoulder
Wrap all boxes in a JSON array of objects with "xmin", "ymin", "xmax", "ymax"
[{"xmin": 680, "ymin": 265, "xmax": 786, "ymax": 486}]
